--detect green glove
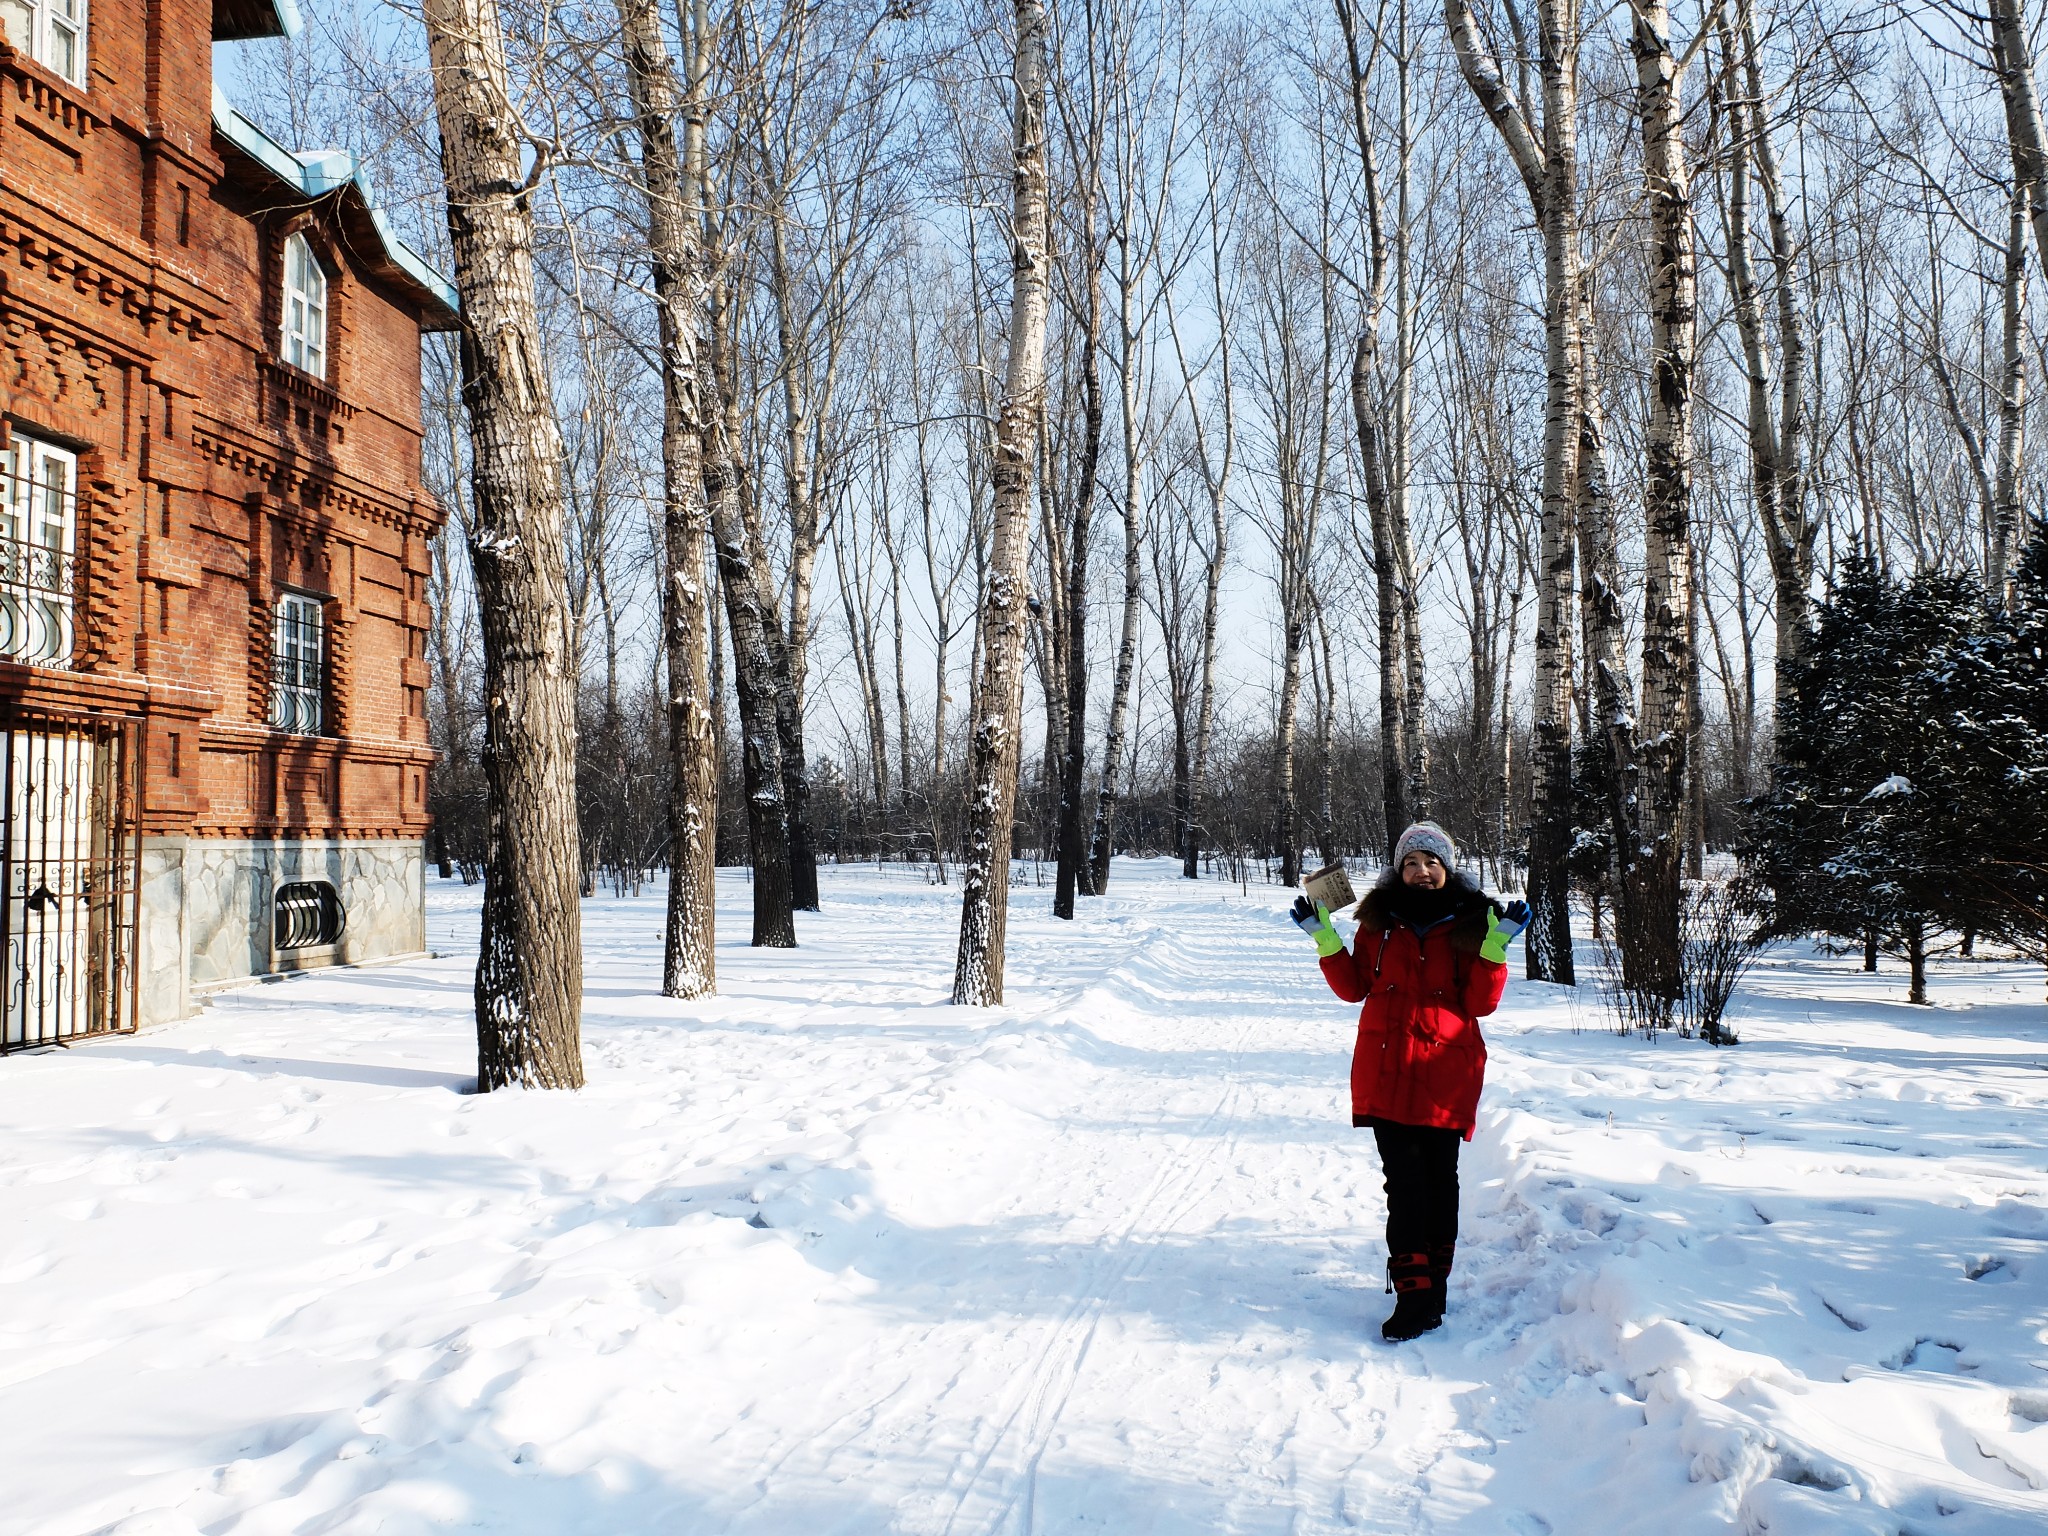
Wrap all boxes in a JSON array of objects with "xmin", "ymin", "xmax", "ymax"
[
  {"xmin": 1480, "ymin": 900, "xmax": 1530, "ymax": 963},
  {"xmin": 1290, "ymin": 896, "xmax": 1344, "ymax": 958}
]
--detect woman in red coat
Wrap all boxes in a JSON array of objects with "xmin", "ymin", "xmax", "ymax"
[{"xmin": 1290, "ymin": 822, "xmax": 1527, "ymax": 1340}]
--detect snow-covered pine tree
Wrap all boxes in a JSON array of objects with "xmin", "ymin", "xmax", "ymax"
[
  {"xmin": 1750, "ymin": 559, "xmax": 1982, "ymax": 1003},
  {"xmin": 1920, "ymin": 523, "xmax": 2048, "ymax": 986}
]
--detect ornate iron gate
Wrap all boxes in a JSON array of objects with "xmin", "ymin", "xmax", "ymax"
[{"xmin": 0, "ymin": 714, "xmax": 139, "ymax": 1052}]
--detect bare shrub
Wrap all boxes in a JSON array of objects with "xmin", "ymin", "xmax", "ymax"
[{"xmin": 1679, "ymin": 877, "xmax": 1766, "ymax": 1044}]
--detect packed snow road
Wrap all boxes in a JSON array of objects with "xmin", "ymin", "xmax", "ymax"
[{"xmin": 2, "ymin": 861, "xmax": 2045, "ymax": 1534}]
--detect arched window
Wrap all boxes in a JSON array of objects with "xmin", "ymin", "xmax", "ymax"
[
  {"xmin": 281, "ymin": 233, "xmax": 329, "ymax": 378},
  {"xmin": 269, "ymin": 593, "xmax": 323, "ymax": 734},
  {"xmin": 0, "ymin": 432, "xmax": 76, "ymax": 668}
]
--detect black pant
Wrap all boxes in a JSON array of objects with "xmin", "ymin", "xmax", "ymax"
[{"xmin": 1370, "ymin": 1119, "xmax": 1461, "ymax": 1258}]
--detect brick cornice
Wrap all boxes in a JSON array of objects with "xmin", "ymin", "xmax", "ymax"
[
  {"xmin": 0, "ymin": 196, "xmax": 221, "ymax": 353},
  {"xmin": 195, "ymin": 415, "xmax": 444, "ymax": 538}
]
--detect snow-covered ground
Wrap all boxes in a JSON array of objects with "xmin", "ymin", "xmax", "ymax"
[{"xmin": 3, "ymin": 860, "xmax": 2045, "ymax": 1536}]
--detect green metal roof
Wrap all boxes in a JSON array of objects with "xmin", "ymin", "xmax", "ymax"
[{"xmin": 211, "ymin": 85, "xmax": 460, "ymax": 325}]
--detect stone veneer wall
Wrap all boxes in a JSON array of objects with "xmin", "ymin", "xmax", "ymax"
[{"xmin": 137, "ymin": 837, "xmax": 426, "ymax": 1028}]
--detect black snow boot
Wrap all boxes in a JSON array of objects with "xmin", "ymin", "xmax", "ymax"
[
  {"xmin": 1427, "ymin": 1242, "xmax": 1456, "ymax": 1327},
  {"xmin": 1381, "ymin": 1251, "xmax": 1440, "ymax": 1342}
]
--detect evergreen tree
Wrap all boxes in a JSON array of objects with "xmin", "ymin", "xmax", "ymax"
[
  {"xmin": 1923, "ymin": 525, "xmax": 2048, "ymax": 969},
  {"xmin": 1750, "ymin": 558, "xmax": 1983, "ymax": 1002}
]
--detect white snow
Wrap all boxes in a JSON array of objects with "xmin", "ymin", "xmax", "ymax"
[{"xmin": 3, "ymin": 860, "xmax": 2045, "ymax": 1534}]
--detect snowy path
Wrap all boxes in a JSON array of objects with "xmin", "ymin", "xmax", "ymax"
[{"xmin": 2, "ymin": 861, "xmax": 2046, "ymax": 1534}]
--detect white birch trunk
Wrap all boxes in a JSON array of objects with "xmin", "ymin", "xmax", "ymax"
[{"xmin": 953, "ymin": 0, "xmax": 1052, "ymax": 1006}]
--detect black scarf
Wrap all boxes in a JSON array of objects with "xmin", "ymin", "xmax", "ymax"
[{"xmin": 1387, "ymin": 879, "xmax": 1461, "ymax": 929}]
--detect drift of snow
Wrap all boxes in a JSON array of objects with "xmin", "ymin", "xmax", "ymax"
[{"xmin": 2, "ymin": 861, "xmax": 2045, "ymax": 1534}]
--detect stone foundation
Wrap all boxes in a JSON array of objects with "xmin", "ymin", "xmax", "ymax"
[{"xmin": 136, "ymin": 837, "xmax": 426, "ymax": 1028}]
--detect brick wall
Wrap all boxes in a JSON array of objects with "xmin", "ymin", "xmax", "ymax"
[{"xmin": 0, "ymin": 2, "xmax": 448, "ymax": 844}]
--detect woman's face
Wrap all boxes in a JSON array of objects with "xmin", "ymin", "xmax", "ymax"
[{"xmin": 1400, "ymin": 851, "xmax": 1448, "ymax": 890}]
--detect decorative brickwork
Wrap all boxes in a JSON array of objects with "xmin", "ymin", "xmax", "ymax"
[{"xmin": 0, "ymin": 5, "xmax": 454, "ymax": 853}]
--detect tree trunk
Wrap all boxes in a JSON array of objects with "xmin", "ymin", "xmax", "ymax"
[
  {"xmin": 954, "ymin": 0, "xmax": 1052, "ymax": 1006},
  {"xmin": 1314, "ymin": 595, "xmax": 1337, "ymax": 863},
  {"xmin": 757, "ymin": 571, "xmax": 819, "ymax": 910},
  {"xmin": 1992, "ymin": 186, "xmax": 2029, "ymax": 603},
  {"xmin": 422, "ymin": 0, "xmax": 585, "ymax": 1091},
  {"xmin": 1186, "ymin": 475, "xmax": 1226, "ymax": 878},
  {"xmin": 1686, "ymin": 554, "xmax": 1706, "ymax": 878},
  {"xmin": 1086, "ymin": 399, "xmax": 1143, "ymax": 895},
  {"xmin": 1445, "ymin": 0, "xmax": 1580, "ymax": 983},
  {"xmin": 1718, "ymin": 0, "xmax": 1811, "ymax": 741},
  {"xmin": 1334, "ymin": 0, "xmax": 1409, "ymax": 857},
  {"xmin": 1393, "ymin": 24, "xmax": 1427, "ymax": 818},
  {"xmin": 1989, "ymin": 0, "xmax": 2048, "ymax": 282},
  {"xmin": 619, "ymin": 0, "xmax": 717, "ymax": 999},
  {"xmin": 1276, "ymin": 612, "xmax": 1306, "ymax": 887},
  {"xmin": 706, "ymin": 301, "xmax": 796, "ymax": 949},
  {"xmin": 886, "ymin": 531, "xmax": 913, "ymax": 817},
  {"xmin": 1056, "ymin": 219, "xmax": 1104, "ymax": 920},
  {"xmin": 1575, "ymin": 300, "xmax": 1641, "ymax": 928},
  {"xmin": 1354, "ymin": 332, "xmax": 1410, "ymax": 857},
  {"xmin": 763, "ymin": 220, "xmax": 823, "ymax": 912},
  {"xmin": 430, "ymin": 526, "xmax": 462, "ymax": 880},
  {"xmin": 1630, "ymin": 0, "xmax": 1698, "ymax": 1010}
]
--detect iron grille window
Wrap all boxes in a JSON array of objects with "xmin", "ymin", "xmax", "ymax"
[
  {"xmin": 0, "ymin": 433, "xmax": 77, "ymax": 669},
  {"xmin": 274, "ymin": 880, "xmax": 343, "ymax": 951},
  {"xmin": 282, "ymin": 233, "xmax": 329, "ymax": 378},
  {"xmin": 269, "ymin": 593, "xmax": 324, "ymax": 734},
  {"xmin": 0, "ymin": 0, "xmax": 86, "ymax": 87}
]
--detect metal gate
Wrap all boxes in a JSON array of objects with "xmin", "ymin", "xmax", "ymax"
[{"xmin": 0, "ymin": 715, "xmax": 138, "ymax": 1052}]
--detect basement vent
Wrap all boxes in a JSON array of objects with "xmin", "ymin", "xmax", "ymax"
[{"xmin": 274, "ymin": 880, "xmax": 343, "ymax": 951}]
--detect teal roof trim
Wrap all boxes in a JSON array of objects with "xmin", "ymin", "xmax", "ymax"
[
  {"xmin": 214, "ymin": 0, "xmax": 303, "ymax": 42},
  {"xmin": 211, "ymin": 84, "xmax": 460, "ymax": 322}
]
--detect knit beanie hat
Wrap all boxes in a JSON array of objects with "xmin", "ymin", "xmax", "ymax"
[{"xmin": 1392, "ymin": 820, "xmax": 1457, "ymax": 870}]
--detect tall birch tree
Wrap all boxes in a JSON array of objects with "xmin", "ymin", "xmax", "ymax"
[
  {"xmin": 1445, "ymin": 0, "xmax": 1582, "ymax": 982},
  {"xmin": 619, "ymin": 0, "xmax": 718, "ymax": 997},
  {"xmin": 955, "ymin": 0, "xmax": 1053, "ymax": 1006}
]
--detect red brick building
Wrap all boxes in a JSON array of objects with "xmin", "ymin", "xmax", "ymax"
[{"xmin": 0, "ymin": 0, "xmax": 455, "ymax": 1049}]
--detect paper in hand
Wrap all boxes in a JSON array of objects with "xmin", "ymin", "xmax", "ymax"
[{"xmin": 1302, "ymin": 862, "xmax": 1356, "ymax": 912}]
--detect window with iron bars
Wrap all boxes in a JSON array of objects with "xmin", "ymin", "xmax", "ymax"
[
  {"xmin": 269, "ymin": 593, "xmax": 324, "ymax": 734},
  {"xmin": 0, "ymin": 431, "xmax": 77, "ymax": 669},
  {"xmin": 274, "ymin": 880, "xmax": 343, "ymax": 951},
  {"xmin": 0, "ymin": 0, "xmax": 87, "ymax": 88}
]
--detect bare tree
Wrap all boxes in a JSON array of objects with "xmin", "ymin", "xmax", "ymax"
[
  {"xmin": 1621, "ymin": 0, "xmax": 1702, "ymax": 1011},
  {"xmin": 1715, "ymin": 0, "xmax": 1812, "ymax": 745},
  {"xmin": 1445, "ymin": 0, "xmax": 1582, "ymax": 981},
  {"xmin": 955, "ymin": 0, "xmax": 1053, "ymax": 1005},
  {"xmin": 421, "ymin": 0, "xmax": 585, "ymax": 1088},
  {"xmin": 619, "ymin": 0, "xmax": 718, "ymax": 995},
  {"xmin": 706, "ymin": 270, "xmax": 798, "ymax": 946}
]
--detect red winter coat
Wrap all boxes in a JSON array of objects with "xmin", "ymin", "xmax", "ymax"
[{"xmin": 1317, "ymin": 878, "xmax": 1506, "ymax": 1140}]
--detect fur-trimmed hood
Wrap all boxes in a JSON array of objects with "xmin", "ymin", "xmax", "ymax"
[{"xmin": 1354, "ymin": 868, "xmax": 1495, "ymax": 951}]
